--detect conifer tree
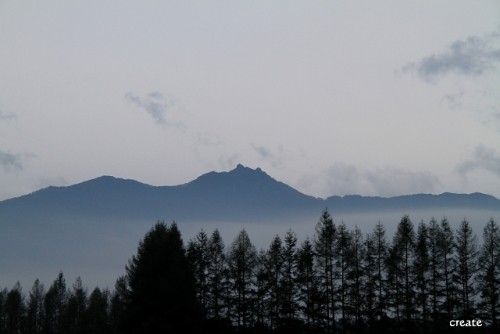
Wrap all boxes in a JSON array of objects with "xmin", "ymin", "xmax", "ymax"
[
  {"xmin": 207, "ymin": 229, "xmax": 228, "ymax": 320},
  {"xmin": 314, "ymin": 209, "xmax": 337, "ymax": 330},
  {"xmin": 335, "ymin": 223, "xmax": 351, "ymax": 331},
  {"xmin": 85, "ymin": 288, "xmax": 109, "ymax": 334},
  {"xmin": 280, "ymin": 230, "xmax": 298, "ymax": 327},
  {"xmin": 124, "ymin": 222, "xmax": 201, "ymax": 333},
  {"xmin": 413, "ymin": 221, "xmax": 430, "ymax": 328},
  {"xmin": 64, "ymin": 277, "xmax": 87, "ymax": 334},
  {"xmin": 393, "ymin": 215, "xmax": 416, "ymax": 327},
  {"xmin": 297, "ymin": 239, "xmax": 319, "ymax": 330},
  {"xmin": 454, "ymin": 219, "xmax": 478, "ymax": 319},
  {"xmin": 438, "ymin": 218, "xmax": 456, "ymax": 318},
  {"xmin": 5, "ymin": 283, "xmax": 25, "ymax": 334},
  {"xmin": 346, "ymin": 227, "xmax": 363, "ymax": 330},
  {"xmin": 265, "ymin": 235, "xmax": 283, "ymax": 329},
  {"xmin": 26, "ymin": 279, "xmax": 44, "ymax": 334},
  {"xmin": 44, "ymin": 272, "xmax": 67, "ymax": 334},
  {"xmin": 187, "ymin": 230, "xmax": 211, "ymax": 315},
  {"xmin": 109, "ymin": 276, "xmax": 127, "ymax": 334},
  {"xmin": 477, "ymin": 218, "xmax": 500, "ymax": 329},
  {"xmin": 227, "ymin": 229, "xmax": 257, "ymax": 329}
]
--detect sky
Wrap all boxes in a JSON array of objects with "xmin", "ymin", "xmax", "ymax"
[{"xmin": 1, "ymin": 0, "xmax": 500, "ymax": 201}]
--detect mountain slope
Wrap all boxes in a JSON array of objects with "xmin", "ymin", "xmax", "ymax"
[{"xmin": 1, "ymin": 164, "xmax": 500, "ymax": 225}]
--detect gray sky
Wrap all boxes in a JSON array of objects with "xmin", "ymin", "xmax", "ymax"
[{"xmin": 1, "ymin": 0, "xmax": 500, "ymax": 200}]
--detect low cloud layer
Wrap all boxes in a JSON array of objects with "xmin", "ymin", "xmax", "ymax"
[
  {"xmin": 125, "ymin": 91, "xmax": 178, "ymax": 125},
  {"xmin": 0, "ymin": 151, "xmax": 23, "ymax": 171},
  {"xmin": 403, "ymin": 32, "xmax": 500, "ymax": 82},
  {"xmin": 300, "ymin": 164, "xmax": 440, "ymax": 198},
  {"xmin": 458, "ymin": 145, "xmax": 500, "ymax": 178}
]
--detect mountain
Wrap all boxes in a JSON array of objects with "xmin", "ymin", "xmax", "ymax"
[
  {"xmin": 2, "ymin": 164, "xmax": 500, "ymax": 224},
  {"xmin": 1, "ymin": 164, "xmax": 500, "ymax": 289}
]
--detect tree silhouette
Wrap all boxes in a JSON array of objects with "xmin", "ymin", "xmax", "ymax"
[
  {"xmin": 477, "ymin": 218, "xmax": 500, "ymax": 329},
  {"xmin": 454, "ymin": 219, "xmax": 478, "ymax": 319},
  {"xmin": 227, "ymin": 229, "xmax": 257, "ymax": 329},
  {"xmin": 124, "ymin": 222, "xmax": 201, "ymax": 333}
]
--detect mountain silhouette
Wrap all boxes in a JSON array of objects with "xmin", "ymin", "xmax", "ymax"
[{"xmin": 1, "ymin": 164, "xmax": 500, "ymax": 225}]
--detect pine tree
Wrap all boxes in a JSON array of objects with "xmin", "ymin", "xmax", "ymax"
[
  {"xmin": 44, "ymin": 272, "xmax": 67, "ymax": 334},
  {"xmin": 394, "ymin": 215, "xmax": 416, "ymax": 327},
  {"xmin": 413, "ymin": 221, "xmax": 430, "ymax": 329},
  {"xmin": 265, "ymin": 235, "xmax": 283, "ymax": 329},
  {"xmin": 437, "ymin": 218, "xmax": 456, "ymax": 318},
  {"xmin": 84, "ymin": 288, "xmax": 109, "ymax": 334},
  {"xmin": 187, "ymin": 230, "xmax": 211, "ymax": 316},
  {"xmin": 124, "ymin": 222, "xmax": 201, "ymax": 333},
  {"xmin": 64, "ymin": 277, "xmax": 87, "ymax": 334},
  {"xmin": 206, "ymin": 229, "xmax": 228, "ymax": 321},
  {"xmin": 454, "ymin": 219, "xmax": 479, "ymax": 319},
  {"xmin": 477, "ymin": 218, "xmax": 500, "ymax": 329},
  {"xmin": 335, "ymin": 223, "xmax": 351, "ymax": 332},
  {"xmin": 346, "ymin": 227, "xmax": 363, "ymax": 331},
  {"xmin": 0, "ymin": 288, "xmax": 6, "ymax": 334},
  {"xmin": 314, "ymin": 209, "xmax": 337, "ymax": 331},
  {"xmin": 280, "ymin": 230, "xmax": 299, "ymax": 328},
  {"xmin": 297, "ymin": 238, "xmax": 319, "ymax": 330},
  {"xmin": 26, "ymin": 279, "xmax": 44, "ymax": 334},
  {"xmin": 227, "ymin": 229, "xmax": 257, "ymax": 329},
  {"xmin": 5, "ymin": 283, "xmax": 25, "ymax": 334},
  {"xmin": 108, "ymin": 276, "xmax": 127, "ymax": 334}
]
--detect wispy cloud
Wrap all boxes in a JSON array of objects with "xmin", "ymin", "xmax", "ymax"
[
  {"xmin": 403, "ymin": 32, "xmax": 500, "ymax": 82},
  {"xmin": 125, "ymin": 91, "xmax": 181, "ymax": 126},
  {"xmin": 251, "ymin": 144, "xmax": 287, "ymax": 168},
  {"xmin": 0, "ymin": 111, "xmax": 17, "ymax": 121},
  {"xmin": 365, "ymin": 167, "xmax": 440, "ymax": 197},
  {"xmin": 0, "ymin": 151, "xmax": 23, "ymax": 171},
  {"xmin": 299, "ymin": 164, "xmax": 441, "ymax": 198},
  {"xmin": 458, "ymin": 145, "xmax": 500, "ymax": 178}
]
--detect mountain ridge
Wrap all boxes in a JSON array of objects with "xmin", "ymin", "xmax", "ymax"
[{"xmin": 1, "ymin": 164, "xmax": 500, "ymax": 224}]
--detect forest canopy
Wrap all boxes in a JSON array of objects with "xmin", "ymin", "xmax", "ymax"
[{"xmin": 1, "ymin": 211, "xmax": 499, "ymax": 334}]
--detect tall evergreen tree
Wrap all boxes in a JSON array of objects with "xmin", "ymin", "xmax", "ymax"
[
  {"xmin": 297, "ymin": 239, "xmax": 320, "ymax": 330},
  {"xmin": 388, "ymin": 215, "xmax": 415, "ymax": 331},
  {"xmin": 413, "ymin": 221, "xmax": 430, "ymax": 329},
  {"xmin": 454, "ymin": 219, "xmax": 478, "ymax": 319},
  {"xmin": 124, "ymin": 222, "xmax": 201, "ymax": 333},
  {"xmin": 280, "ymin": 230, "xmax": 299, "ymax": 327},
  {"xmin": 477, "ymin": 218, "xmax": 500, "ymax": 329},
  {"xmin": 5, "ymin": 283, "xmax": 25, "ymax": 334},
  {"xmin": 265, "ymin": 235, "xmax": 283, "ymax": 329},
  {"xmin": 108, "ymin": 276, "xmax": 127, "ymax": 334},
  {"xmin": 26, "ymin": 279, "xmax": 44, "ymax": 334},
  {"xmin": 206, "ymin": 229, "xmax": 228, "ymax": 321},
  {"xmin": 335, "ymin": 223, "xmax": 351, "ymax": 332},
  {"xmin": 44, "ymin": 272, "xmax": 67, "ymax": 334},
  {"xmin": 427, "ymin": 218, "xmax": 442, "ymax": 323},
  {"xmin": 227, "ymin": 229, "xmax": 257, "ymax": 329},
  {"xmin": 314, "ymin": 209, "xmax": 337, "ymax": 331},
  {"xmin": 84, "ymin": 288, "xmax": 109, "ymax": 334},
  {"xmin": 64, "ymin": 277, "xmax": 87, "ymax": 334},
  {"xmin": 346, "ymin": 227, "xmax": 363, "ymax": 331},
  {"xmin": 437, "ymin": 218, "xmax": 456, "ymax": 318},
  {"xmin": 187, "ymin": 230, "xmax": 211, "ymax": 316},
  {"xmin": 0, "ymin": 288, "xmax": 7, "ymax": 334}
]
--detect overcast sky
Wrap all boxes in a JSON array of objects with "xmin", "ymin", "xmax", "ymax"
[{"xmin": 1, "ymin": 0, "xmax": 499, "ymax": 200}]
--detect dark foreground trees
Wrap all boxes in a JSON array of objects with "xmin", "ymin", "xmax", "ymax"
[
  {"xmin": 2, "ymin": 213, "xmax": 499, "ymax": 334},
  {"xmin": 124, "ymin": 222, "xmax": 201, "ymax": 333}
]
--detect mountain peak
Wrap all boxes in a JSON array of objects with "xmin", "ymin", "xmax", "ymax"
[{"xmin": 233, "ymin": 164, "xmax": 262, "ymax": 173}]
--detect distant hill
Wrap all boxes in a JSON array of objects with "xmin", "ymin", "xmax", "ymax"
[{"xmin": 1, "ymin": 164, "xmax": 500, "ymax": 224}]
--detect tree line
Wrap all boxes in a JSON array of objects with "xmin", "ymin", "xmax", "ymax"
[{"xmin": 1, "ymin": 210, "xmax": 499, "ymax": 333}]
